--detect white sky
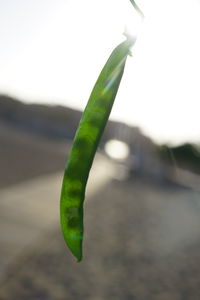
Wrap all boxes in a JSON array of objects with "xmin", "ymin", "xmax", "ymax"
[{"xmin": 0, "ymin": 0, "xmax": 200, "ymax": 145}]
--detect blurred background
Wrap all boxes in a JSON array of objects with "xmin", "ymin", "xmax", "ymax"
[{"xmin": 1, "ymin": 0, "xmax": 200, "ymax": 299}]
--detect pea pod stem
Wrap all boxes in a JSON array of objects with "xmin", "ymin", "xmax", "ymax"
[
  {"xmin": 129, "ymin": 0, "xmax": 144, "ymax": 19},
  {"xmin": 60, "ymin": 36, "xmax": 135, "ymax": 261}
]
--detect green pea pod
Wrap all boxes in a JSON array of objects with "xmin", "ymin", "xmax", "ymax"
[{"xmin": 60, "ymin": 37, "xmax": 135, "ymax": 262}]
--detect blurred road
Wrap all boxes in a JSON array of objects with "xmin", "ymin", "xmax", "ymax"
[
  {"xmin": 0, "ymin": 154, "xmax": 115, "ymax": 279},
  {"xmin": 0, "ymin": 154, "xmax": 200, "ymax": 299}
]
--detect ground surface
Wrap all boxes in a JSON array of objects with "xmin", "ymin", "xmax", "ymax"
[{"xmin": 1, "ymin": 126, "xmax": 200, "ymax": 299}]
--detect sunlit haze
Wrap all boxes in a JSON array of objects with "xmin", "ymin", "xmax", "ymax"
[
  {"xmin": 0, "ymin": 0, "xmax": 200, "ymax": 144},
  {"xmin": 105, "ymin": 140, "xmax": 130, "ymax": 161}
]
